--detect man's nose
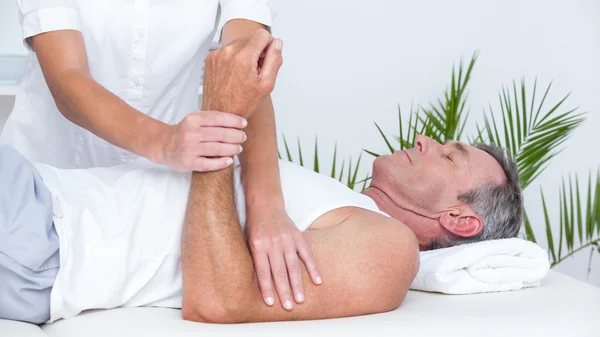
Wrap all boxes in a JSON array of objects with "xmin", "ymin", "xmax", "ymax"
[{"xmin": 415, "ymin": 135, "xmax": 430, "ymax": 154}]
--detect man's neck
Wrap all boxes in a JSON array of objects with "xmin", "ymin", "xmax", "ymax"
[{"xmin": 362, "ymin": 186, "xmax": 443, "ymax": 250}]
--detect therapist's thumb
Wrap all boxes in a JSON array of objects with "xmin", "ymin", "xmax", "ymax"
[{"xmin": 259, "ymin": 39, "xmax": 283, "ymax": 93}]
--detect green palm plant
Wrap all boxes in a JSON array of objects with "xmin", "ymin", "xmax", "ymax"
[
  {"xmin": 421, "ymin": 51, "xmax": 478, "ymax": 143},
  {"xmin": 535, "ymin": 172, "xmax": 600, "ymax": 268},
  {"xmin": 480, "ymin": 79, "xmax": 585, "ymax": 189},
  {"xmin": 278, "ymin": 135, "xmax": 369, "ymax": 192},
  {"xmin": 367, "ymin": 53, "xmax": 598, "ymax": 269}
]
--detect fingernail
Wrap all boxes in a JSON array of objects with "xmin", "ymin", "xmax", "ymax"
[
  {"xmin": 238, "ymin": 145, "xmax": 243, "ymax": 153},
  {"xmin": 316, "ymin": 276, "xmax": 322, "ymax": 284},
  {"xmin": 274, "ymin": 39, "xmax": 283, "ymax": 51},
  {"xmin": 242, "ymin": 132, "xmax": 247, "ymax": 142},
  {"xmin": 296, "ymin": 293, "xmax": 304, "ymax": 303},
  {"xmin": 265, "ymin": 297, "xmax": 274, "ymax": 306},
  {"xmin": 241, "ymin": 119, "xmax": 248, "ymax": 127},
  {"xmin": 284, "ymin": 300, "xmax": 293, "ymax": 310},
  {"xmin": 226, "ymin": 158, "xmax": 233, "ymax": 165}
]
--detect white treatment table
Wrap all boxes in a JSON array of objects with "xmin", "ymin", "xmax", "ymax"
[{"xmin": 1, "ymin": 271, "xmax": 598, "ymax": 337}]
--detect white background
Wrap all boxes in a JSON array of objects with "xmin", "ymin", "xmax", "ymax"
[{"xmin": 1, "ymin": 0, "xmax": 599, "ymax": 286}]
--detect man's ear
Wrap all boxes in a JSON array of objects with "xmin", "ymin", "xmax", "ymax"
[{"xmin": 438, "ymin": 206, "xmax": 483, "ymax": 238}]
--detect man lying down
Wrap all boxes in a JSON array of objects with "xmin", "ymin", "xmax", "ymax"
[
  {"xmin": 0, "ymin": 31, "xmax": 523, "ymax": 325},
  {"xmin": 0, "ymin": 135, "xmax": 522, "ymax": 325}
]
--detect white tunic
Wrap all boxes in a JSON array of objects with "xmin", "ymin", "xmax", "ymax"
[
  {"xmin": 2, "ymin": 0, "xmax": 275, "ymax": 168},
  {"xmin": 35, "ymin": 159, "xmax": 387, "ymax": 322}
]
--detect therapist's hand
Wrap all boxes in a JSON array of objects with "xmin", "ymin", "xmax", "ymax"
[
  {"xmin": 159, "ymin": 111, "xmax": 247, "ymax": 172},
  {"xmin": 201, "ymin": 29, "xmax": 283, "ymax": 118},
  {"xmin": 246, "ymin": 207, "xmax": 322, "ymax": 310}
]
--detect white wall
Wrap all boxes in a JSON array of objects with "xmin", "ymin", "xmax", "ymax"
[{"xmin": 1, "ymin": 0, "xmax": 599, "ymax": 286}]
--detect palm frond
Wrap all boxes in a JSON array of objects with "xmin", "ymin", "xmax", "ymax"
[
  {"xmin": 540, "ymin": 170, "xmax": 600, "ymax": 267},
  {"xmin": 366, "ymin": 103, "xmax": 429, "ymax": 157},
  {"xmin": 524, "ymin": 211, "xmax": 537, "ymax": 243},
  {"xmin": 330, "ymin": 142, "xmax": 337, "ymax": 178},
  {"xmin": 482, "ymin": 79, "xmax": 585, "ymax": 189},
  {"xmin": 282, "ymin": 134, "xmax": 293, "ymax": 162},
  {"xmin": 313, "ymin": 136, "xmax": 319, "ymax": 173},
  {"xmin": 360, "ymin": 174, "xmax": 371, "ymax": 192},
  {"xmin": 421, "ymin": 51, "xmax": 478, "ymax": 143},
  {"xmin": 374, "ymin": 122, "xmax": 395, "ymax": 154},
  {"xmin": 281, "ymin": 135, "xmax": 369, "ymax": 192},
  {"xmin": 297, "ymin": 138, "xmax": 304, "ymax": 167}
]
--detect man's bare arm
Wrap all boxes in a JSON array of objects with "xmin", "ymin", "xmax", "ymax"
[
  {"xmin": 182, "ymin": 207, "xmax": 420, "ymax": 323},
  {"xmin": 180, "ymin": 29, "xmax": 285, "ymax": 321}
]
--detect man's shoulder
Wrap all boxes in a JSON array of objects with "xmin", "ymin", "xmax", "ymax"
[{"xmin": 277, "ymin": 160, "xmax": 390, "ymax": 231}]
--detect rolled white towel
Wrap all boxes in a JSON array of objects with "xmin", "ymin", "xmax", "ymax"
[{"xmin": 409, "ymin": 238, "xmax": 551, "ymax": 294}]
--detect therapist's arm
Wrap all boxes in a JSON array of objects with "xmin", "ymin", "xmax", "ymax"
[
  {"xmin": 30, "ymin": 30, "xmax": 245, "ymax": 171},
  {"xmin": 219, "ymin": 19, "xmax": 322, "ymax": 311}
]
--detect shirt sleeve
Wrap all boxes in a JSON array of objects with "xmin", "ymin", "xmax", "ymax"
[
  {"xmin": 17, "ymin": 0, "xmax": 82, "ymax": 51},
  {"xmin": 215, "ymin": 0, "xmax": 276, "ymax": 44}
]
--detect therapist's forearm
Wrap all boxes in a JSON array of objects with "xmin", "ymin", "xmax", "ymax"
[
  {"xmin": 53, "ymin": 70, "xmax": 169, "ymax": 161},
  {"xmin": 239, "ymin": 96, "xmax": 285, "ymax": 211},
  {"xmin": 32, "ymin": 30, "xmax": 168, "ymax": 163}
]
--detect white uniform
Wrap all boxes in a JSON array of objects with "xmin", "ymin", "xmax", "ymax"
[
  {"xmin": 35, "ymin": 159, "xmax": 388, "ymax": 322},
  {"xmin": 2, "ymin": 0, "xmax": 275, "ymax": 168}
]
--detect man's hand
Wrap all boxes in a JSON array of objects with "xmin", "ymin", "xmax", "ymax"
[
  {"xmin": 201, "ymin": 29, "xmax": 283, "ymax": 117},
  {"xmin": 246, "ymin": 208, "xmax": 322, "ymax": 310}
]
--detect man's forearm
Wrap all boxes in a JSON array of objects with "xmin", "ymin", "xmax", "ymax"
[
  {"xmin": 54, "ymin": 70, "xmax": 169, "ymax": 162},
  {"xmin": 181, "ymin": 168, "xmax": 258, "ymax": 320},
  {"xmin": 180, "ymin": 90, "xmax": 264, "ymax": 322},
  {"xmin": 217, "ymin": 19, "xmax": 284, "ymax": 209}
]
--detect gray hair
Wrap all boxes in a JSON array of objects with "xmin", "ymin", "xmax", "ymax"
[{"xmin": 428, "ymin": 143, "xmax": 523, "ymax": 250}]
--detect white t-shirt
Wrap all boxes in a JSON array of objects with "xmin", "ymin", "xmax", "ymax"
[
  {"xmin": 35, "ymin": 159, "xmax": 387, "ymax": 323},
  {"xmin": 3, "ymin": 0, "xmax": 274, "ymax": 168}
]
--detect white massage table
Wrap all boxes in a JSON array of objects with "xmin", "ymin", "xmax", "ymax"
[{"xmin": 1, "ymin": 271, "xmax": 598, "ymax": 337}]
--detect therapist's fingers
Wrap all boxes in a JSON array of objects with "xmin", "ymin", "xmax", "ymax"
[
  {"xmin": 190, "ymin": 156, "xmax": 234, "ymax": 172},
  {"xmin": 284, "ymin": 248, "xmax": 305, "ymax": 305},
  {"xmin": 269, "ymin": 249, "xmax": 294, "ymax": 311},
  {"xmin": 258, "ymin": 39, "xmax": 283, "ymax": 92},
  {"xmin": 196, "ymin": 142, "xmax": 242, "ymax": 157},
  {"xmin": 197, "ymin": 127, "xmax": 246, "ymax": 145},
  {"xmin": 296, "ymin": 233, "xmax": 322, "ymax": 286},
  {"xmin": 253, "ymin": 253, "xmax": 276, "ymax": 307},
  {"xmin": 188, "ymin": 111, "xmax": 248, "ymax": 129}
]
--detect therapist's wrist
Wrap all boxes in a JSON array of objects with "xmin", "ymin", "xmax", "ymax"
[{"xmin": 138, "ymin": 118, "xmax": 172, "ymax": 165}]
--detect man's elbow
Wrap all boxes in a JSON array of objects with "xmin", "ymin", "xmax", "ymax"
[
  {"xmin": 379, "ymin": 226, "xmax": 420, "ymax": 312},
  {"xmin": 181, "ymin": 297, "xmax": 246, "ymax": 324}
]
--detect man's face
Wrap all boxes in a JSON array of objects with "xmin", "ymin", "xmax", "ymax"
[{"xmin": 370, "ymin": 135, "xmax": 506, "ymax": 238}]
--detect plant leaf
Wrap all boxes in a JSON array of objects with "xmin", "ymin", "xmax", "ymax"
[
  {"xmin": 361, "ymin": 174, "xmax": 370, "ymax": 192},
  {"xmin": 524, "ymin": 211, "xmax": 537, "ymax": 243},
  {"xmin": 542, "ymin": 188, "xmax": 557, "ymax": 263},
  {"xmin": 374, "ymin": 122, "xmax": 396, "ymax": 154},
  {"xmin": 350, "ymin": 153, "xmax": 363, "ymax": 189},
  {"xmin": 297, "ymin": 138, "xmax": 304, "ymax": 167},
  {"xmin": 283, "ymin": 134, "xmax": 293, "ymax": 162},
  {"xmin": 576, "ymin": 174, "xmax": 583, "ymax": 245},
  {"xmin": 313, "ymin": 136, "xmax": 319, "ymax": 173},
  {"xmin": 338, "ymin": 160, "xmax": 345, "ymax": 182},
  {"xmin": 363, "ymin": 149, "xmax": 380, "ymax": 158},
  {"xmin": 330, "ymin": 142, "xmax": 337, "ymax": 178}
]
